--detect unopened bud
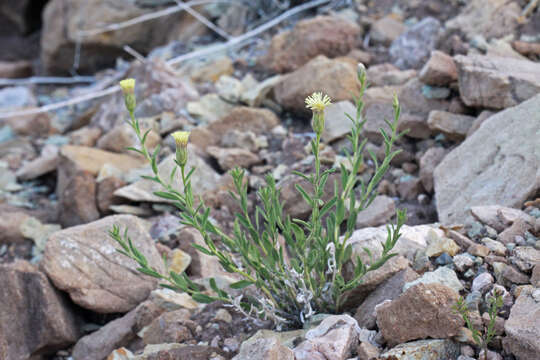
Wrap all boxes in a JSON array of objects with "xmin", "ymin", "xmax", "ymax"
[
  {"xmin": 171, "ymin": 131, "xmax": 190, "ymax": 166},
  {"xmin": 119, "ymin": 78, "xmax": 136, "ymax": 112}
]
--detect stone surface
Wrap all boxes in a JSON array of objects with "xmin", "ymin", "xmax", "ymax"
[
  {"xmin": 455, "ymin": 55, "xmax": 540, "ymax": 109},
  {"xmin": 503, "ymin": 287, "xmax": 540, "ymax": 360},
  {"xmin": 260, "ymin": 16, "xmax": 362, "ymax": 73},
  {"xmin": 0, "ymin": 60, "xmax": 32, "ymax": 78},
  {"xmin": 370, "ymin": 15, "xmax": 406, "ymax": 45},
  {"xmin": 0, "ymin": 261, "xmax": 80, "ymax": 360},
  {"xmin": 427, "ymin": 110, "xmax": 475, "ymax": 141},
  {"xmin": 471, "ymin": 205, "xmax": 534, "ymax": 232},
  {"xmin": 321, "ymin": 100, "xmax": 356, "ymax": 143},
  {"xmin": 376, "ymin": 283, "xmax": 463, "ymax": 346},
  {"xmin": 511, "ymin": 246, "xmax": 540, "ymax": 272},
  {"xmin": 425, "ymin": 231, "xmax": 460, "ymax": 257},
  {"xmin": 403, "ymin": 266, "xmax": 464, "ymax": 293},
  {"xmin": 419, "ymin": 147, "xmax": 447, "ymax": 193},
  {"xmin": 419, "ymin": 50, "xmax": 458, "ymax": 86},
  {"xmin": 389, "ymin": 17, "xmax": 441, "ymax": 70},
  {"xmin": 380, "ymin": 339, "xmax": 460, "ymax": 360},
  {"xmin": 366, "ymin": 63, "xmax": 416, "ymax": 87},
  {"xmin": 274, "ymin": 56, "xmax": 359, "ymax": 114},
  {"xmin": 355, "ymin": 195, "xmax": 396, "ymax": 228},
  {"xmin": 97, "ymin": 122, "xmax": 161, "ymax": 154},
  {"xmin": 355, "ymin": 267, "xmax": 419, "ymax": 329},
  {"xmin": 115, "ymin": 150, "xmax": 221, "ymax": 203},
  {"xmin": 471, "ymin": 272, "xmax": 494, "ymax": 293},
  {"xmin": 294, "ymin": 315, "xmax": 359, "ymax": 360},
  {"xmin": 207, "ymin": 146, "xmax": 260, "ymax": 171},
  {"xmin": 59, "ymin": 145, "xmax": 145, "ymax": 175},
  {"xmin": 233, "ymin": 334, "xmax": 295, "ymax": 360},
  {"xmin": 16, "ymin": 144, "xmax": 59, "ymax": 180},
  {"xmin": 434, "ymin": 94, "xmax": 540, "ymax": 225},
  {"xmin": 42, "ymin": 215, "xmax": 164, "ymax": 313},
  {"xmin": 142, "ymin": 308, "xmax": 195, "ymax": 345},
  {"xmin": 445, "ymin": 0, "xmax": 520, "ymax": 40},
  {"xmin": 187, "ymin": 93, "xmax": 235, "ymax": 124}
]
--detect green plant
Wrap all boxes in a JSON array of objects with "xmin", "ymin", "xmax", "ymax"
[
  {"xmin": 454, "ymin": 292, "xmax": 504, "ymax": 358},
  {"xmin": 110, "ymin": 66, "xmax": 407, "ymax": 328}
]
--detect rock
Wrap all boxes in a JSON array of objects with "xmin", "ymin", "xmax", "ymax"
[
  {"xmin": 207, "ymin": 146, "xmax": 260, "ymax": 171},
  {"xmin": 240, "ymin": 75, "xmax": 282, "ymax": 107},
  {"xmin": 376, "ymin": 283, "xmax": 463, "ymax": 346},
  {"xmin": 357, "ymin": 340, "xmax": 381, "ymax": 360},
  {"xmin": 72, "ymin": 306, "xmax": 138, "ymax": 360},
  {"xmin": 16, "ymin": 144, "xmax": 59, "ymax": 180},
  {"xmin": 347, "ymin": 225, "xmax": 444, "ymax": 263},
  {"xmin": 20, "ymin": 216, "xmax": 61, "ymax": 261},
  {"xmin": 482, "ymin": 238, "xmax": 507, "ymax": 256},
  {"xmin": 397, "ymin": 176, "xmax": 424, "ymax": 201},
  {"xmin": 355, "ymin": 267, "xmax": 419, "ymax": 329},
  {"xmin": 97, "ymin": 176, "xmax": 126, "ymax": 214},
  {"xmin": 455, "ymin": 55, "xmax": 540, "ymax": 109},
  {"xmin": 472, "ymin": 272, "xmax": 494, "ymax": 293},
  {"xmin": 427, "ymin": 111, "xmax": 475, "ymax": 141},
  {"xmin": 370, "ymin": 15, "xmax": 406, "ymax": 45},
  {"xmin": 42, "ymin": 215, "xmax": 165, "ymax": 313},
  {"xmin": 190, "ymin": 107, "xmax": 279, "ymax": 151},
  {"xmin": 0, "ymin": 261, "xmax": 80, "ymax": 360},
  {"xmin": 445, "ymin": 0, "xmax": 520, "ymax": 40},
  {"xmin": 355, "ymin": 195, "xmax": 395, "ymax": 228},
  {"xmin": 142, "ymin": 308, "xmax": 196, "ymax": 345},
  {"xmin": 177, "ymin": 228, "xmax": 226, "ymax": 279},
  {"xmin": 366, "ymin": 63, "xmax": 416, "ymax": 86},
  {"xmin": 41, "ymin": 0, "xmax": 207, "ymax": 74},
  {"xmin": 0, "ymin": 60, "xmax": 32, "ymax": 78},
  {"xmin": 0, "ymin": 210, "xmax": 31, "ymax": 244},
  {"xmin": 433, "ymin": 94, "xmax": 540, "ymax": 225},
  {"xmin": 181, "ymin": 55, "xmax": 234, "ymax": 83},
  {"xmin": 260, "ymin": 16, "xmax": 362, "ymax": 73},
  {"xmin": 149, "ymin": 288, "xmax": 198, "ymax": 311},
  {"xmin": 321, "ymin": 100, "xmax": 356, "ymax": 143},
  {"xmin": 389, "ymin": 17, "xmax": 442, "ymax": 70},
  {"xmin": 425, "ymin": 231, "xmax": 460, "ymax": 257},
  {"xmin": 216, "ymin": 75, "xmax": 244, "ymax": 103},
  {"xmin": 134, "ymin": 344, "xmax": 226, "ymax": 360},
  {"xmin": 511, "ymin": 246, "xmax": 540, "ymax": 272},
  {"xmin": 503, "ymin": 287, "xmax": 540, "ymax": 359},
  {"xmin": 471, "ymin": 205, "xmax": 534, "ymax": 232},
  {"xmin": 453, "ymin": 253, "xmax": 475, "ymax": 272},
  {"xmin": 187, "ymin": 93, "xmax": 235, "ymax": 124},
  {"xmin": 419, "ymin": 51, "xmax": 458, "ymax": 86},
  {"xmin": 294, "ymin": 315, "xmax": 359, "ymax": 360},
  {"xmin": 467, "ymin": 110, "xmax": 496, "ymax": 137},
  {"xmin": 114, "ymin": 150, "xmax": 221, "ymax": 203},
  {"xmin": 70, "ymin": 126, "xmax": 103, "ymax": 147},
  {"xmin": 468, "ymin": 244, "xmax": 491, "ymax": 258},
  {"xmin": 403, "ymin": 266, "xmax": 464, "ymax": 293},
  {"xmin": 233, "ymin": 334, "xmax": 295, "ymax": 360},
  {"xmin": 274, "ymin": 56, "xmax": 360, "ymax": 114},
  {"xmin": 531, "ymin": 264, "xmax": 540, "ymax": 287},
  {"xmin": 498, "ymin": 264, "xmax": 530, "ymax": 285},
  {"xmin": 60, "ymin": 145, "xmax": 145, "ymax": 175},
  {"xmin": 97, "ymin": 123, "xmax": 161, "ymax": 154},
  {"xmin": 380, "ymin": 339, "xmax": 460, "ymax": 360},
  {"xmin": 220, "ymin": 130, "xmax": 267, "ymax": 152},
  {"xmin": 419, "ymin": 147, "xmax": 447, "ymax": 193},
  {"xmin": 0, "ymin": 86, "xmax": 36, "ymax": 110}
]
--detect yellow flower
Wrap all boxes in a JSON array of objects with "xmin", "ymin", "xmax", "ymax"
[
  {"xmin": 171, "ymin": 131, "xmax": 190, "ymax": 166},
  {"xmin": 119, "ymin": 78, "xmax": 135, "ymax": 95},
  {"xmin": 305, "ymin": 92, "xmax": 332, "ymax": 113}
]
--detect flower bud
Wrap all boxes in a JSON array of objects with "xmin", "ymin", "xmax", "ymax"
[
  {"xmin": 305, "ymin": 92, "xmax": 332, "ymax": 136},
  {"xmin": 119, "ymin": 78, "xmax": 136, "ymax": 113},
  {"xmin": 171, "ymin": 131, "xmax": 190, "ymax": 167},
  {"xmin": 311, "ymin": 112, "xmax": 325, "ymax": 135}
]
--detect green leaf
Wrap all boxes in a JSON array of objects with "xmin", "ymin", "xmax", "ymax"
[
  {"xmin": 230, "ymin": 280, "xmax": 253, "ymax": 289},
  {"xmin": 153, "ymin": 191, "xmax": 180, "ymax": 201},
  {"xmin": 192, "ymin": 293, "xmax": 216, "ymax": 303}
]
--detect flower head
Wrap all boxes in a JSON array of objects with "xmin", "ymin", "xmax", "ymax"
[
  {"xmin": 305, "ymin": 92, "xmax": 332, "ymax": 113},
  {"xmin": 119, "ymin": 78, "xmax": 135, "ymax": 95},
  {"xmin": 171, "ymin": 131, "xmax": 190, "ymax": 166}
]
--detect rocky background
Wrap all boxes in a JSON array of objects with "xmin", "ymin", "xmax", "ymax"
[{"xmin": 0, "ymin": 0, "xmax": 539, "ymax": 359}]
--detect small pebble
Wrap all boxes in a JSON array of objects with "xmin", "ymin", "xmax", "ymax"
[
  {"xmin": 435, "ymin": 252, "xmax": 452, "ymax": 265},
  {"xmin": 464, "ymin": 269, "xmax": 476, "ymax": 278}
]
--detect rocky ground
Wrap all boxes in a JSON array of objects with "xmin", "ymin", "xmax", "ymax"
[{"xmin": 0, "ymin": 0, "xmax": 539, "ymax": 359}]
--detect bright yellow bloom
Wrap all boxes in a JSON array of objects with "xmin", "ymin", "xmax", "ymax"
[
  {"xmin": 171, "ymin": 131, "xmax": 190, "ymax": 166},
  {"xmin": 305, "ymin": 92, "xmax": 332, "ymax": 113},
  {"xmin": 119, "ymin": 78, "xmax": 135, "ymax": 95}
]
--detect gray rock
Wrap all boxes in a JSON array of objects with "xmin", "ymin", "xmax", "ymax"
[
  {"xmin": 419, "ymin": 147, "xmax": 447, "ymax": 193},
  {"xmin": 455, "ymin": 55, "xmax": 540, "ymax": 109},
  {"xmin": 42, "ymin": 215, "xmax": 164, "ymax": 313},
  {"xmin": 471, "ymin": 272, "xmax": 494, "ymax": 293},
  {"xmin": 419, "ymin": 50, "xmax": 458, "ymax": 86},
  {"xmin": 380, "ymin": 339, "xmax": 460, "ymax": 360},
  {"xmin": 511, "ymin": 246, "xmax": 540, "ymax": 272},
  {"xmin": 403, "ymin": 266, "xmax": 464, "ymax": 293},
  {"xmin": 434, "ymin": 94, "xmax": 540, "ymax": 225},
  {"xmin": 233, "ymin": 335, "xmax": 294, "ymax": 360},
  {"xmin": 389, "ymin": 17, "xmax": 442, "ymax": 70},
  {"xmin": 370, "ymin": 16, "xmax": 406, "ymax": 45},
  {"xmin": 427, "ymin": 111, "xmax": 475, "ymax": 141},
  {"xmin": 503, "ymin": 287, "xmax": 540, "ymax": 360},
  {"xmin": 355, "ymin": 195, "xmax": 396, "ymax": 228},
  {"xmin": 0, "ymin": 86, "xmax": 36, "ymax": 110},
  {"xmin": 0, "ymin": 261, "xmax": 80, "ymax": 360},
  {"xmin": 321, "ymin": 100, "xmax": 356, "ymax": 143}
]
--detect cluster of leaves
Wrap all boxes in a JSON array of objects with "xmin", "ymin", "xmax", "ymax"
[
  {"xmin": 110, "ymin": 68, "xmax": 407, "ymax": 328},
  {"xmin": 453, "ymin": 293, "xmax": 504, "ymax": 357}
]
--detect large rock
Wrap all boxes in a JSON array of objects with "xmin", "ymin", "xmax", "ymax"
[
  {"xmin": 260, "ymin": 16, "xmax": 362, "ymax": 73},
  {"xmin": 274, "ymin": 56, "xmax": 360, "ymax": 114},
  {"xmin": 427, "ymin": 110, "xmax": 475, "ymax": 141},
  {"xmin": 433, "ymin": 94, "xmax": 540, "ymax": 224},
  {"xmin": 114, "ymin": 149, "xmax": 221, "ymax": 203},
  {"xmin": 455, "ymin": 55, "xmax": 540, "ymax": 109},
  {"xmin": 376, "ymin": 283, "xmax": 463, "ymax": 346},
  {"xmin": 445, "ymin": 0, "xmax": 521, "ymax": 40},
  {"xmin": 42, "ymin": 215, "xmax": 165, "ymax": 313},
  {"xmin": 41, "ymin": 0, "xmax": 207, "ymax": 74},
  {"xmin": 233, "ymin": 334, "xmax": 295, "ymax": 360},
  {"xmin": 419, "ymin": 50, "xmax": 458, "ymax": 86},
  {"xmin": 59, "ymin": 145, "xmax": 145, "ymax": 175},
  {"xmin": 0, "ymin": 261, "xmax": 80, "ymax": 360},
  {"xmin": 503, "ymin": 287, "xmax": 540, "ymax": 359},
  {"xmin": 380, "ymin": 339, "xmax": 460, "ymax": 360},
  {"xmin": 389, "ymin": 17, "xmax": 442, "ymax": 70}
]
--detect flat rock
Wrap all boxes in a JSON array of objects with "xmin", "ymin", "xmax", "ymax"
[
  {"xmin": 0, "ymin": 261, "xmax": 80, "ymax": 360},
  {"xmin": 419, "ymin": 50, "xmax": 458, "ymax": 86},
  {"xmin": 274, "ymin": 56, "xmax": 360, "ymax": 114},
  {"xmin": 389, "ymin": 17, "xmax": 441, "ymax": 70},
  {"xmin": 434, "ymin": 94, "xmax": 540, "ymax": 224},
  {"xmin": 321, "ymin": 100, "xmax": 356, "ymax": 143},
  {"xmin": 16, "ymin": 144, "xmax": 59, "ymax": 180},
  {"xmin": 455, "ymin": 55, "xmax": 540, "ymax": 109},
  {"xmin": 370, "ymin": 15, "xmax": 406, "ymax": 45},
  {"xmin": 471, "ymin": 205, "xmax": 534, "ymax": 232},
  {"xmin": 366, "ymin": 63, "xmax": 416, "ymax": 87},
  {"xmin": 419, "ymin": 147, "xmax": 447, "ymax": 193},
  {"xmin": 207, "ymin": 146, "xmax": 260, "ymax": 171},
  {"xmin": 114, "ymin": 149, "xmax": 221, "ymax": 203},
  {"xmin": 380, "ymin": 339, "xmax": 460, "ymax": 360},
  {"xmin": 403, "ymin": 266, "xmax": 463, "ymax": 293},
  {"xmin": 233, "ymin": 334, "xmax": 295, "ymax": 360},
  {"xmin": 376, "ymin": 283, "xmax": 463, "ymax": 346},
  {"xmin": 60, "ymin": 145, "xmax": 145, "ymax": 175},
  {"xmin": 355, "ymin": 195, "xmax": 395, "ymax": 228},
  {"xmin": 427, "ymin": 110, "xmax": 475, "ymax": 141},
  {"xmin": 503, "ymin": 287, "xmax": 540, "ymax": 360},
  {"xmin": 260, "ymin": 16, "xmax": 362, "ymax": 73},
  {"xmin": 42, "ymin": 215, "xmax": 164, "ymax": 313}
]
